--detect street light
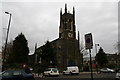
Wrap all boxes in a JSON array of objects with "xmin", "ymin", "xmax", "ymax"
[{"xmin": 2, "ymin": 12, "xmax": 12, "ymax": 71}]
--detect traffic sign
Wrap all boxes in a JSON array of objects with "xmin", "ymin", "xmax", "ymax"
[{"xmin": 85, "ymin": 33, "xmax": 93, "ymax": 49}]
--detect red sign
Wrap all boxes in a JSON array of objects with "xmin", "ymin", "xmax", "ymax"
[{"xmin": 92, "ymin": 64, "xmax": 96, "ymax": 68}]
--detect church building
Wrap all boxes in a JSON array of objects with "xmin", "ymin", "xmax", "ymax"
[{"xmin": 35, "ymin": 4, "xmax": 82, "ymax": 71}]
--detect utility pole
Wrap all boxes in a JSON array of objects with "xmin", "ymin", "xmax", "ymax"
[
  {"xmin": 89, "ymin": 49, "xmax": 93, "ymax": 80},
  {"xmin": 95, "ymin": 43, "xmax": 99, "ymax": 73},
  {"xmin": 35, "ymin": 43, "xmax": 37, "ymax": 64},
  {"xmin": 2, "ymin": 12, "xmax": 12, "ymax": 71}
]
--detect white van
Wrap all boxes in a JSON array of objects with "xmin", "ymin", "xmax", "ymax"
[{"xmin": 63, "ymin": 66, "xmax": 79, "ymax": 75}]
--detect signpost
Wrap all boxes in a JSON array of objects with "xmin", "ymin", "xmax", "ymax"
[
  {"xmin": 85, "ymin": 33, "xmax": 93, "ymax": 49},
  {"xmin": 85, "ymin": 33, "xmax": 93, "ymax": 80}
]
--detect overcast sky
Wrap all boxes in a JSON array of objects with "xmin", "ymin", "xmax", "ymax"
[{"xmin": 0, "ymin": 0, "xmax": 119, "ymax": 57}]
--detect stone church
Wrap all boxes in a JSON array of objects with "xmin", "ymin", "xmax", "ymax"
[{"xmin": 34, "ymin": 4, "xmax": 82, "ymax": 71}]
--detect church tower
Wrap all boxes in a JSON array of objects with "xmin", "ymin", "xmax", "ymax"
[
  {"xmin": 57, "ymin": 4, "xmax": 81, "ymax": 70},
  {"xmin": 59, "ymin": 4, "xmax": 76, "ymax": 39}
]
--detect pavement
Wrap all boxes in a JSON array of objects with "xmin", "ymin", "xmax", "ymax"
[
  {"xmin": 34, "ymin": 72, "xmax": 116, "ymax": 80},
  {"xmin": 34, "ymin": 72, "xmax": 99, "ymax": 78}
]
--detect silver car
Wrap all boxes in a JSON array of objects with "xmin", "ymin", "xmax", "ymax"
[
  {"xmin": 100, "ymin": 68, "xmax": 115, "ymax": 73},
  {"xmin": 116, "ymin": 70, "xmax": 120, "ymax": 80}
]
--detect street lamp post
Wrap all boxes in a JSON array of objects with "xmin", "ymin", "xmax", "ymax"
[{"xmin": 2, "ymin": 12, "xmax": 12, "ymax": 71}]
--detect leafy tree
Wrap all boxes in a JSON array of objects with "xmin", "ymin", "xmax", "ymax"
[
  {"xmin": 12, "ymin": 33, "xmax": 29, "ymax": 64},
  {"xmin": 95, "ymin": 47, "xmax": 108, "ymax": 68},
  {"xmin": 41, "ymin": 41, "xmax": 57, "ymax": 68}
]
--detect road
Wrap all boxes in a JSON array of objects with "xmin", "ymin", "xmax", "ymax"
[{"xmin": 35, "ymin": 72, "xmax": 116, "ymax": 80}]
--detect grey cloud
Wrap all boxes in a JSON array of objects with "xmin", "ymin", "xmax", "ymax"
[{"xmin": 1, "ymin": 2, "xmax": 118, "ymax": 55}]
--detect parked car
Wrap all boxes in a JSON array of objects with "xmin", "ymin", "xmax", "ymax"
[
  {"xmin": 116, "ymin": 70, "xmax": 120, "ymax": 80},
  {"xmin": 100, "ymin": 68, "xmax": 115, "ymax": 73},
  {"xmin": 43, "ymin": 68, "xmax": 59, "ymax": 77},
  {"xmin": 63, "ymin": 66, "xmax": 79, "ymax": 75},
  {"xmin": 1, "ymin": 70, "xmax": 35, "ymax": 80}
]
